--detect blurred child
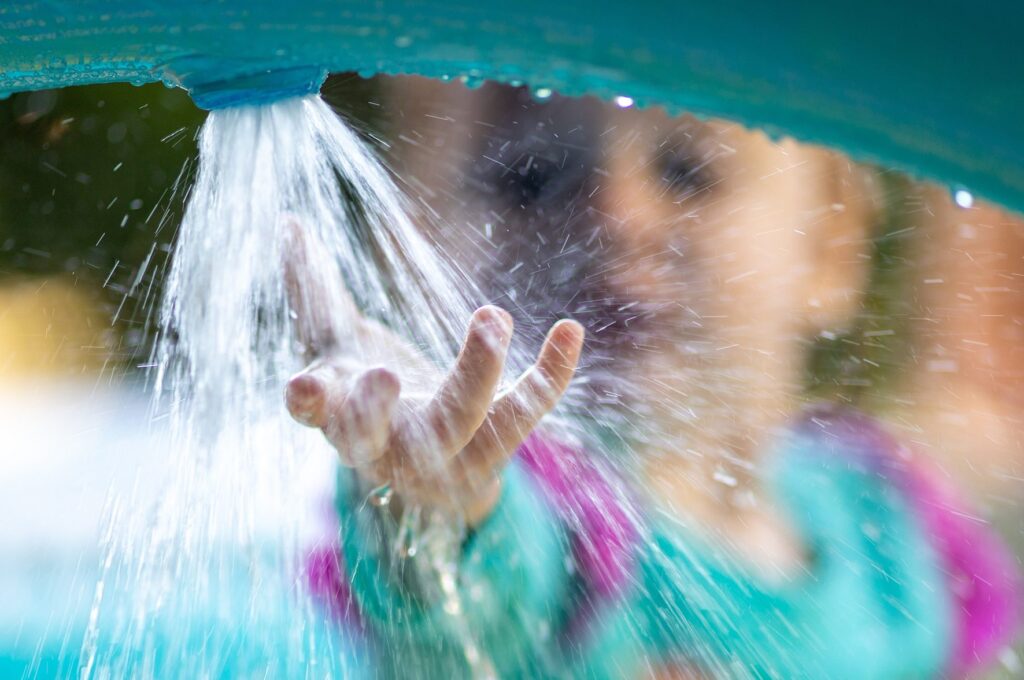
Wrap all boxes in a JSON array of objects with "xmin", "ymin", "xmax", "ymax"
[{"xmin": 289, "ymin": 80, "xmax": 1020, "ymax": 678}]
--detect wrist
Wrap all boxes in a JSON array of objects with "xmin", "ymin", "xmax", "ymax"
[
  {"xmin": 355, "ymin": 474, "xmax": 503, "ymax": 528},
  {"xmin": 457, "ymin": 477, "xmax": 503, "ymax": 527}
]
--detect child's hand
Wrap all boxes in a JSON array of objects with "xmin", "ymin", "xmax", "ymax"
[{"xmin": 283, "ymin": 232, "xmax": 584, "ymax": 526}]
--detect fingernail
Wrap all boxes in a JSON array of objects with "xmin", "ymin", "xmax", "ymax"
[
  {"xmin": 360, "ymin": 368, "xmax": 401, "ymax": 413},
  {"xmin": 286, "ymin": 373, "xmax": 325, "ymax": 425},
  {"xmin": 491, "ymin": 306, "xmax": 514, "ymax": 331},
  {"xmin": 477, "ymin": 306, "xmax": 512, "ymax": 342}
]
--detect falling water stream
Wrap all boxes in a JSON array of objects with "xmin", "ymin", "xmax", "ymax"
[{"xmin": 79, "ymin": 95, "xmax": 526, "ymax": 678}]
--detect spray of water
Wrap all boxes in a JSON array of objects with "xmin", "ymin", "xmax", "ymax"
[{"xmin": 79, "ymin": 95, "xmax": 518, "ymax": 677}]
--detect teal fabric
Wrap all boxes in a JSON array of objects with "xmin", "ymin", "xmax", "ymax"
[
  {"xmin": 337, "ymin": 428, "xmax": 953, "ymax": 678},
  {"xmin": 578, "ymin": 430, "xmax": 951, "ymax": 678},
  {"xmin": 3, "ymin": 551, "xmax": 369, "ymax": 679},
  {"xmin": 1, "ymin": 2, "xmax": 1022, "ymax": 213}
]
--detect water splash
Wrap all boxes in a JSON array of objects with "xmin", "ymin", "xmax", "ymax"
[{"xmin": 79, "ymin": 95, "xmax": 499, "ymax": 677}]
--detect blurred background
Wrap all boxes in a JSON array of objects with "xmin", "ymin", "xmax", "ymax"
[{"xmin": 1, "ymin": 75, "xmax": 1021, "ymax": 674}]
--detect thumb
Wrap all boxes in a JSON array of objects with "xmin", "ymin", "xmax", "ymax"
[{"xmin": 282, "ymin": 216, "xmax": 362, "ymax": 360}]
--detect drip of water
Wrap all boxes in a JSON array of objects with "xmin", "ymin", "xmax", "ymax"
[{"xmin": 80, "ymin": 95, "xmax": 502, "ymax": 677}]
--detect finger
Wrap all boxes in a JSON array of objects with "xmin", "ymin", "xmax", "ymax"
[
  {"xmin": 288, "ymin": 363, "xmax": 401, "ymax": 466},
  {"xmin": 282, "ymin": 219, "xmax": 435, "ymax": 377},
  {"xmin": 282, "ymin": 217, "xmax": 361, "ymax": 360},
  {"xmin": 423, "ymin": 306, "xmax": 513, "ymax": 453},
  {"xmin": 463, "ymin": 319, "xmax": 584, "ymax": 468},
  {"xmin": 285, "ymin": 359, "xmax": 354, "ymax": 428},
  {"xmin": 322, "ymin": 367, "xmax": 401, "ymax": 467},
  {"xmin": 286, "ymin": 358, "xmax": 400, "ymax": 464}
]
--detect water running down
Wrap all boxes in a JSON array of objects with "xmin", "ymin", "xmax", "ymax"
[{"xmin": 80, "ymin": 95, "xmax": 508, "ymax": 678}]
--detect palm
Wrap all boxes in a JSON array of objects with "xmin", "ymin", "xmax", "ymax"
[{"xmin": 283, "ymin": 228, "xmax": 583, "ymax": 524}]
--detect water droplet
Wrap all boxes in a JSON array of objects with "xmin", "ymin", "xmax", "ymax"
[
  {"xmin": 953, "ymin": 187, "xmax": 974, "ymax": 209},
  {"xmin": 368, "ymin": 483, "xmax": 393, "ymax": 507},
  {"xmin": 459, "ymin": 72, "xmax": 486, "ymax": 89},
  {"xmin": 712, "ymin": 469, "xmax": 738, "ymax": 487}
]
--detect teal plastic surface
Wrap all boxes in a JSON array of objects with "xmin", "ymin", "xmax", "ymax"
[{"xmin": 1, "ymin": 1, "xmax": 1022, "ymax": 212}]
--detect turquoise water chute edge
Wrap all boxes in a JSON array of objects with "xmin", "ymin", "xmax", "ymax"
[{"xmin": 1, "ymin": 0, "xmax": 1022, "ymax": 212}]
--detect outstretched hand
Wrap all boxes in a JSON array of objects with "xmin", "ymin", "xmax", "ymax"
[{"xmin": 283, "ymin": 228, "xmax": 584, "ymax": 525}]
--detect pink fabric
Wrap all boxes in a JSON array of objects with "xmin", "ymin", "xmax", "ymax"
[
  {"xmin": 305, "ymin": 497, "xmax": 363, "ymax": 629},
  {"xmin": 518, "ymin": 434, "xmax": 639, "ymax": 600},
  {"xmin": 306, "ymin": 542, "xmax": 363, "ymax": 628},
  {"xmin": 903, "ymin": 459, "xmax": 1021, "ymax": 676}
]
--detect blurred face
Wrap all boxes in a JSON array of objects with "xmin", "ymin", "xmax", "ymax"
[{"xmin": 380, "ymin": 79, "xmax": 868, "ymax": 479}]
